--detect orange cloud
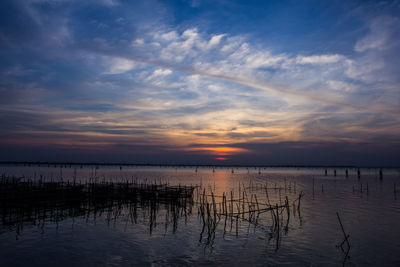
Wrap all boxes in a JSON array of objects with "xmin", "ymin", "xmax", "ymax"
[{"xmin": 183, "ymin": 146, "xmax": 251, "ymax": 156}]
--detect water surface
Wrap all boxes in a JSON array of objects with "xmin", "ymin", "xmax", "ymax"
[{"xmin": 1, "ymin": 164, "xmax": 399, "ymax": 266}]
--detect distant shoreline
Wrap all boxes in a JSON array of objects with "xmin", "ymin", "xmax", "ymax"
[{"xmin": 0, "ymin": 161, "xmax": 398, "ymax": 169}]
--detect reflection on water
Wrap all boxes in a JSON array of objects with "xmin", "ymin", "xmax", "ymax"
[
  {"xmin": 0, "ymin": 179, "xmax": 195, "ymax": 238},
  {"xmin": 0, "ymin": 164, "xmax": 400, "ymax": 266}
]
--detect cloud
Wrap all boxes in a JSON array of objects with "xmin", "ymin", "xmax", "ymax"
[
  {"xmin": 354, "ymin": 16, "xmax": 400, "ymax": 52},
  {"xmin": 295, "ymin": 54, "xmax": 345, "ymax": 64},
  {"xmin": 208, "ymin": 34, "xmax": 226, "ymax": 46},
  {"xmin": 326, "ymin": 80, "xmax": 355, "ymax": 92},
  {"xmin": 145, "ymin": 68, "xmax": 172, "ymax": 80},
  {"xmin": 50, "ymin": 20, "xmax": 399, "ymax": 151},
  {"xmin": 81, "ymin": 27, "xmax": 398, "ymax": 116},
  {"xmin": 103, "ymin": 58, "xmax": 136, "ymax": 74}
]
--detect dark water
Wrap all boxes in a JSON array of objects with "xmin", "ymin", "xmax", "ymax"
[{"xmin": 1, "ymin": 164, "xmax": 400, "ymax": 266}]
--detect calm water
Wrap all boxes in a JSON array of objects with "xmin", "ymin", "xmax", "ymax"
[{"xmin": 1, "ymin": 164, "xmax": 400, "ymax": 266}]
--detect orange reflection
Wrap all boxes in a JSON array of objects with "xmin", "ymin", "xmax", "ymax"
[
  {"xmin": 215, "ymin": 157, "xmax": 228, "ymax": 161},
  {"xmin": 210, "ymin": 170, "xmax": 232, "ymax": 196}
]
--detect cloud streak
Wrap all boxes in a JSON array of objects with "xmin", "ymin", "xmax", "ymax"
[{"xmin": 78, "ymin": 32, "xmax": 397, "ymax": 116}]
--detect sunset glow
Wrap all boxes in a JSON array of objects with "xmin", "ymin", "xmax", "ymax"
[
  {"xmin": 0, "ymin": 0, "xmax": 399, "ymax": 166},
  {"xmin": 183, "ymin": 147, "xmax": 251, "ymax": 156}
]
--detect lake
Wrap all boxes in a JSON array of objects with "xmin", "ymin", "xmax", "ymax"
[{"xmin": 1, "ymin": 164, "xmax": 399, "ymax": 266}]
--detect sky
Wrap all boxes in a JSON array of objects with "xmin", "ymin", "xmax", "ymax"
[{"xmin": 0, "ymin": 0, "xmax": 400, "ymax": 166}]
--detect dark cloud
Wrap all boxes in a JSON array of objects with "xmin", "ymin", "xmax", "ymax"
[
  {"xmin": 226, "ymin": 131, "xmax": 277, "ymax": 139},
  {"xmin": 194, "ymin": 132, "xmax": 218, "ymax": 137}
]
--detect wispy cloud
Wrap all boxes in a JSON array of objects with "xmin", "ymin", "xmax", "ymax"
[{"xmin": 80, "ymin": 26, "xmax": 398, "ymax": 116}]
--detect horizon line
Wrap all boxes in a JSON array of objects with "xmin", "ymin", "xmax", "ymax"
[{"xmin": 0, "ymin": 161, "xmax": 398, "ymax": 169}]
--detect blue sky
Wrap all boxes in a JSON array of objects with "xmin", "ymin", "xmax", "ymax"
[{"xmin": 0, "ymin": 0, "xmax": 399, "ymax": 165}]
